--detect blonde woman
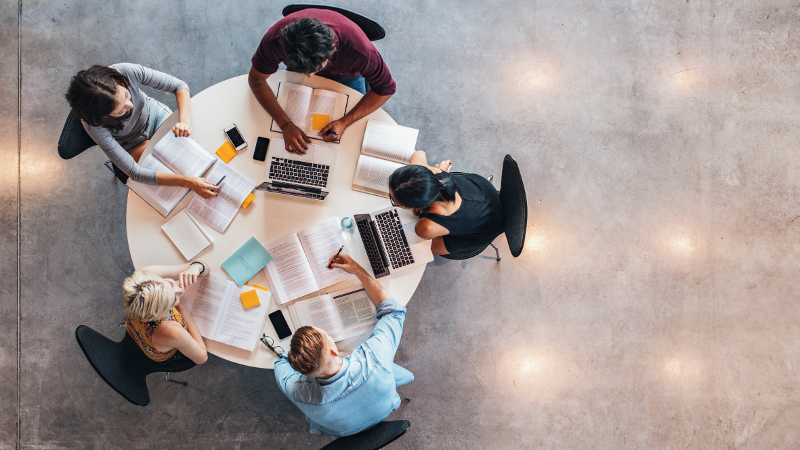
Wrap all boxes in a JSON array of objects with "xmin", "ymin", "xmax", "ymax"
[{"xmin": 123, "ymin": 262, "xmax": 209, "ymax": 365}]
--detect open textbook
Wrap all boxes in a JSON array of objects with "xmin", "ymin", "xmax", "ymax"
[
  {"xmin": 127, "ymin": 132, "xmax": 216, "ymax": 216},
  {"xmin": 270, "ymin": 82, "xmax": 350, "ymax": 142},
  {"xmin": 182, "ymin": 274, "xmax": 271, "ymax": 352},
  {"xmin": 186, "ymin": 163, "xmax": 257, "ymax": 233},
  {"xmin": 161, "ymin": 210, "xmax": 214, "ymax": 260},
  {"xmin": 288, "ymin": 287, "xmax": 377, "ymax": 342},
  {"xmin": 262, "ymin": 218, "xmax": 354, "ymax": 305},
  {"xmin": 352, "ymin": 119, "xmax": 419, "ymax": 196}
]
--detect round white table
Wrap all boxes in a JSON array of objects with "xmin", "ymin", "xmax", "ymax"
[{"xmin": 126, "ymin": 71, "xmax": 425, "ymax": 368}]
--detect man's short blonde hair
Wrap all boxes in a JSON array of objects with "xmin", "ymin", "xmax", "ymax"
[
  {"xmin": 287, "ymin": 326, "xmax": 326, "ymax": 375},
  {"xmin": 123, "ymin": 270, "xmax": 172, "ymax": 322}
]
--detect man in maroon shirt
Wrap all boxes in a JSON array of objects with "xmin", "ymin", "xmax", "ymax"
[{"xmin": 249, "ymin": 9, "xmax": 396, "ymax": 154}]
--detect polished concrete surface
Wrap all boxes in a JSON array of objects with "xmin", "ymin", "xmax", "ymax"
[{"xmin": 4, "ymin": 0, "xmax": 800, "ymax": 448}]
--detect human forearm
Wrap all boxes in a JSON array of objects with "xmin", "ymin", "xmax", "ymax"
[
  {"xmin": 248, "ymin": 68, "xmax": 291, "ymax": 128},
  {"xmin": 353, "ymin": 267, "xmax": 392, "ymax": 307},
  {"xmin": 179, "ymin": 308, "xmax": 207, "ymax": 352},
  {"xmin": 176, "ymin": 89, "xmax": 191, "ymax": 125},
  {"xmin": 140, "ymin": 262, "xmax": 195, "ymax": 279},
  {"xmin": 340, "ymin": 91, "xmax": 391, "ymax": 127}
]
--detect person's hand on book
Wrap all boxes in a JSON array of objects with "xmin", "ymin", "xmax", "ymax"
[
  {"xmin": 281, "ymin": 122, "xmax": 311, "ymax": 154},
  {"xmin": 319, "ymin": 119, "xmax": 347, "ymax": 143},
  {"xmin": 186, "ymin": 177, "xmax": 220, "ymax": 199},
  {"xmin": 172, "ymin": 121, "xmax": 192, "ymax": 138},
  {"xmin": 327, "ymin": 253, "xmax": 362, "ymax": 274},
  {"xmin": 178, "ymin": 263, "xmax": 205, "ymax": 289}
]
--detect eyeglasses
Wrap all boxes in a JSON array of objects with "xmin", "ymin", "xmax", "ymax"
[
  {"xmin": 389, "ymin": 194, "xmax": 398, "ymax": 207},
  {"xmin": 260, "ymin": 334, "xmax": 286, "ymax": 358}
]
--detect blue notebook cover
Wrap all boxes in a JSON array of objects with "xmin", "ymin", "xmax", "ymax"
[{"xmin": 221, "ymin": 237, "xmax": 273, "ymax": 287}]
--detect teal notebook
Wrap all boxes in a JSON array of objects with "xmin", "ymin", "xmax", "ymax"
[{"xmin": 221, "ymin": 237, "xmax": 273, "ymax": 287}]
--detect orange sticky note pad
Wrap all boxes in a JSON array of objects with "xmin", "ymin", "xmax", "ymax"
[
  {"xmin": 240, "ymin": 289, "xmax": 261, "ymax": 309},
  {"xmin": 241, "ymin": 193, "xmax": 255, "ymax": 208},
  {"xmin": 251, "ymin": 284, "xmax": 269, "ymax": 292},
  {"xmin": 311, "ymin": 114, "xmax": 330, "ymax": 131},
  {"xmin": 216, "ymin": 141, "xmax": 238, "ymax": 163}
]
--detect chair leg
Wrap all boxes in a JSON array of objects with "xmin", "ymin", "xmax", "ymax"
[
  {"xmin": 487, "ymin": 175, "xmax": 494, "ymax": 182},
  {"xmin": 490, "ymin": 243, "xmax": 500, "ymax": 261},
  {"xmin": 165, "ymin": 372, "xmax": 188, "ymax": 386}
]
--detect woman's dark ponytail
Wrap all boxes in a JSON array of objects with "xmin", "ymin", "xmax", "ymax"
[
  {"xmin": 438, "ymin": 175, "xmax": 457, "ymax": 202},
  {"xmin": 389, "ymin": 165, "xmax": 456, "ymax": 209}
]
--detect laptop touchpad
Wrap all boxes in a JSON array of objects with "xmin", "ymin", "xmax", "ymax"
[{"xmin": 292, "ymin": 145, "xmax": 316, "ymax": 161}]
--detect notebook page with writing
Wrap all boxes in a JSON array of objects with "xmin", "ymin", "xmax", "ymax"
[
  {"xmin": 361, "ymin": 120, "xmax": 418, "ymax": 164},
  {"xmin": 289, "ymin": 294, "xmax": 344, "ymax": 341},
  {"xmin": 182, "ymin": 274, "xmax": 233, "ymax": 338},
  {"xmin": 271, "ymin": 82, "xmax": 313, "ymax": 132},
  {"xmin": 151, "ymin": 132, "xmax": 215, "ymax": 177},
  {"xmin": 305, "ymin": 89, "xmax": 348, "ymax": 139},
  {"xmin": 351, "ymin": 155, "xmax": 404, "ymax": 196},
  {"xmin": 262, "ymin": 233, "xmax": 319, "ymax": 305},
  {"xmin": 161, "ymin": 210, "xmax": 213, "ymax": 260},
  {"xmin": 213, "ymin": 286, "xmax": 271, "ymax": 351},
  {"xmin": 297, "ymin": 218, "xmax": 354, "ymax": 289}
]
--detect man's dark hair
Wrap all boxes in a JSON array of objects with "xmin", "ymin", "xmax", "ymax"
[{"xmin": 279, "ymin": 18, "xmax": 335, "ymax": 74}]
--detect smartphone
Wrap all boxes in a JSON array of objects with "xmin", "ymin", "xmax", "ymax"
[
  {"xmin": 269, "ymin": 310, "xmax": 292, "ymax": 340},
  {"xmin": 254, "ymin": 137, "xmax": 270, "ymax": 161},
  {"xmin": 224, "ymin": 123, "xmax": 247, "ymax": 151}
]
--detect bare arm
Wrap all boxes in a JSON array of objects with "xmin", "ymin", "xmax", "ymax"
[
  {"xmin": 328, "ymin": 253, "xmax": 391, "ymax": 307},
  {"xmin": 152, "ymin": 306, "xmax": 208, "ymax": 364},
  {"xmin": 248, "ymin": 65, "xmax": 311, "ymax": 154},
  {"xmin": 140, "ymin": 261, "xmax": 209, "ymax": 289},
  {"xmin": 172, "ymin": 89, "xmax": 192, "ymax": 137},
  {"xmin": 319, "ymin": 91, "xmax": 392, "ymax": 142}
]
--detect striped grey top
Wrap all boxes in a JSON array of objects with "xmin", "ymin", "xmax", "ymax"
[{"xmin": 82, "ymin": 63, "xmax": 189, "ymax": 185}]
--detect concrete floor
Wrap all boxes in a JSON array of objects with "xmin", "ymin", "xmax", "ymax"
[{"xmin": 3, "ymin": 0, "xmax": 800, "ymax": 448}]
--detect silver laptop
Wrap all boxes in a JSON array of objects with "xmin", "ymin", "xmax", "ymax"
[
  {"xmin": 255, "ymin": 138, "xmax": 337, "ymax": 201},
  {"xmin": 354, "ymin": 207, "xmax": 434, "ymax": 278}
]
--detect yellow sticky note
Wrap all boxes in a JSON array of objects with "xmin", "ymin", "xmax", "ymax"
[
  {"xmin": 240, "ymin": 289, "xmax": 261, "ymax": 309},
  {"xmin": 311, "ymin": 114, "xmax": 330, "ymax": 131},
  {"xmin": 216, "ymin": 141, "xmax": 238, "ymax": 164},
  {"xmin": 251, "ymin": 284, "xmax": 270, "ymax": 292},
  {"xmin": 241, "ymin": 193, "xmax": 255, "ymax": 208}
]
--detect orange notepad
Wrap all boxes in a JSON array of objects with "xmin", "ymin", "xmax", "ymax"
[
  {"xmin": 241, "ymin": 193, "xmax": 255, "ymax": 208},
  {"xmin": 240, "ymin": 289, "xmax": 261, "ymax": 309},
  {"xmin": 216, "ymin": 141, "xmax": 238, "ymax": 163}
]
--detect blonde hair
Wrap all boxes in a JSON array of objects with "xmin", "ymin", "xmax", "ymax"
[{"xmin": 123, "ymin": 270, "xmax": 173, "ymax": 322}]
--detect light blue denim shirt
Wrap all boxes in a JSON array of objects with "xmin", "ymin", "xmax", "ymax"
[{"xmin": 274, "ymin": 299, "xmax": 407, "ymax": 438}]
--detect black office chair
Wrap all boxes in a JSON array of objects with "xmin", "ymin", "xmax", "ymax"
[
  {"xmin": 441, "ymin": 155, "xmax": 528, "ymax": 261},
  {"xmin": 75, "ymin": 325, "xmax": 195, "ymax": 406},
  {"xmin": 320, "ymin": 420, "xmax": 410, "ymax": 450},
  {"xmin": 57, "ymin": 110, "xmax": 129, "ymax": 184},
  {"xmin": 282, "ymin": 4, "xmax": 386, "ymax": 41}
]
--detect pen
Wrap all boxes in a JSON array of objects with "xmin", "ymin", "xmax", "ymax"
[
  {"xmin": 328, "ymin": 245, "xmax": 344, "ymax": 269},
  {"xmin": 214, "ymin": 175, "xmax": 227, "ymax": 186},
  {"xmin": 325, "ymin": 130, "xmax": 339, "ymax": 136}
]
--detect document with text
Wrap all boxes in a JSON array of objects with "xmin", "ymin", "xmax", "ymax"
[
  {"xmin": 269, "ymin": 82, "xmax": 350, "ymax": 142},
  {"xmin": 352, "ymin": 119, "xmax": 419, "ymax": 196},
  {"xmin": 287, "ymin": 287, "xmax": 377, "ymax": 342},
  {"xmin": 186, "ymin": 163, "xmax": 257, "ymax": 233}
]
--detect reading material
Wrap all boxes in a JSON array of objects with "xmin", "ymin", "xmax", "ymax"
[
  {"xmin": 183, "ymin": 274, "xmax": 271, "ymax": 351},
  {"xmin": 221, "ymin": 237, "xmax": 273, "ymax": 287},
  {"xmin": 288, "ymin": 287, "xmax": 377, "ymax": 342},
  {"xmin": 351, "ymin": 119, "xmax": 419, "ymax": 196},
  {"xmin": 161, "ymin": 210, "xmax": 214, "ymax": 260},
  {"xmin": 270, "ymin": 82, "xmax": 350, "ymax": 142},
  {"xmin": 262, "ymin": 218, "xmax": 355, "ymax": 305},
  {"xmin": 186, "ymin": 163, "xmax": 258, "ymax": 232},
  {"xmin": 127, "ymin": 132, "xmax": 217, "ymax": 216}
]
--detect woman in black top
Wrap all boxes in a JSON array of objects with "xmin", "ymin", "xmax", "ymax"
[{"xmin": 388, "ymin": 151, "xmax": 504, "ymax": 255}]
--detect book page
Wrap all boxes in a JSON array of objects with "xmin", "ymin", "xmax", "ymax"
[
  {"xmin": 332, "ymin": 288, "xmax": 378, "ymax": 340},
  {"xmin": 152, "ymin": 132, "xmax": 215, "ymax": 177},
  {"xmin": 161, "ymin": 210, "xmax": 212, "ymax": 260},
  {"xmin": 127, "ymin": 156, "xmax": 188, "ymax": 213},
  {"xmin": 262, "ymin": 233, "xmax": 319, "ymax": 304},
  {"xmin": 290, "ymin": 294, "xmax": 343, "ymax": 341},
  {"xmin": 272, "ymin": 82, "xmax": 313, "ymax": 132},
  {"xmin": 297, "ymin": 218, "xmax": 354, "ymax": 289},
  {"xmin": 304, "ymin": 89, "xmax": 348, "ymax": 137},
  {"xmin": 361, "ymin": 120, "xmax": 418, "ymax": 164},
  {"xmin": 182, "ymin": 274, "xmax": 232, "ymax": 339},
  {"xmin": 204, "ymin": 162, "xmax": 257, "ymax": 207},
  {"xmin": 213, "ymin": 286, "xmax": 271, "ymax": 351},
  {"xmin": 352, "ymin": 155, "xmax": 404, "ymax": 196},
  {"xmin": 186, "ymin": 194, "xmax": 238, "ymax": 233}
]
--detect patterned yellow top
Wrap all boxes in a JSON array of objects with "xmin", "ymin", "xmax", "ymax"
[{"xmin": 125, "ymin": 308, "xmax": 187, "ymax": 362}]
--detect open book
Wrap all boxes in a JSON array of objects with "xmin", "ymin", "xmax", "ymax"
[
  {"xmin": 352, "ymin": 119, "xmax": 419, "ymax": 196},
  {"xmin": 161, "ymin": 210, "xmax": 214, "ymax": 260},
  {"xmin": 270, "ymin": 82, "xmax": 349, "ymax": 142},
  {"xmin": 262, "ymin": 218, "xmax": 354, "ymax": 305},
  {"xmin": 186, "ymin": 163, "xmax": 257, "ymax": 233},
  {"xmin": 182, "ymin": 274, "xmax": 271, "ymax": 352},
  {"xmin": 288, "ymin": 287, "xmax": 377, "ymax": 342},
  {"xmin": 127, "ymin": 132, "xmax": 216, "ymax": 216}
]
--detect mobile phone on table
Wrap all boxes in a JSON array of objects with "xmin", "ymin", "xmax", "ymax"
[
  {"xmin": 269, "ymin": 310, "xmax": 292, "ymax": 340},
  {"xmin": 254, "ymin": 137, "xmax": 270, "ymax": 161},
  {"xmin": 224, "ymin": 123, "xmax": 247, "ymax": 151}
]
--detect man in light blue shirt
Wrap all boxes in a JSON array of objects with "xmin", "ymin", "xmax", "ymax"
[{"xmin": 274, "ymin": 253, "xmax": 414, "ymax": 438}]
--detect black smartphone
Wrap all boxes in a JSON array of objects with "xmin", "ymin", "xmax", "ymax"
[
  {"xmin": 269, "ymin": 310, "xmax": 292, "ymax": 340},
  {"xmin": 254, "ymin": 137, "xmax": 270, "ymax": 161}
]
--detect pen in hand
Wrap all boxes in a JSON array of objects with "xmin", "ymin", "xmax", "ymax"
[
  {"xmin": 328, "ymin": 245, "xmax": 344, "ymax": 269},
  {"xmin": 214, "ymin": 175, "xmax": 227, "ymax": 187},
  {"xmin": 325, "ymin": 130, "xmax": 339, "ymax": 136}
]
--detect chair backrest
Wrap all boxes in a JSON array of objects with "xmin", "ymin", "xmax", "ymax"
[
  {"xmin": 499, "ymin": 155, "xmax": 528, "ymax": 257},
  {"xmin": 75, "ymin": 325, "xmax": 195, "ymax": 406},
  {"xmin": 320, "ymin": 420, "xmax": 410, "ymax": 450},
  {"xmin": 282, "ymin": 4, "xmax": 386, "ymax": 41},
  {"xmin": 440, "ymin": 243, "xmax": 491, "ymax": 261},
  {"xmin": 58, "ymin": 110, "xmax": 96, "ymax": 160}
]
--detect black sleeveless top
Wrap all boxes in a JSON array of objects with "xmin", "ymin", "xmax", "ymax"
[{"xmin": 419, "ymin": 172, "xmax": 504, "ymax": 253}]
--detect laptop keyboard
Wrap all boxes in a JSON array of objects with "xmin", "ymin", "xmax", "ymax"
[
  {"xmin": 375, "ymin": 209, "xmax": 415, "ymax": 269},
  {"xmin": 356, "ymin": 218, "xmax": 390, "ymax": 278},
  {"xmin": 269, "ymin": 158, "xmax": 330, "ymax": 187}
]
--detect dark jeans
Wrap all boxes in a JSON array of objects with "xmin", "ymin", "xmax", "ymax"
[{"xmin": 323, "ymin": 75, "xmax": 367, "ymax": 95}]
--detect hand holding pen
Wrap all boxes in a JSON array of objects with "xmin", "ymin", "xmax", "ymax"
[{"xmin": 327, "ymin": 245, "xmax": 344, "ymax": 269}]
